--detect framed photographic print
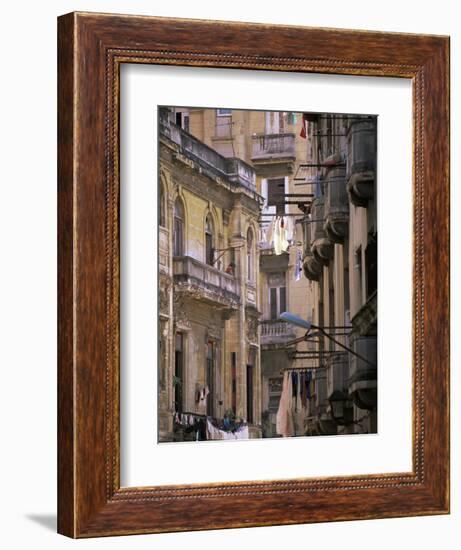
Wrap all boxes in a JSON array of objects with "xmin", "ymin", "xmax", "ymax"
[{"xmin": 58, "ymin": 12, "xmax": 450, "ymax": 537}]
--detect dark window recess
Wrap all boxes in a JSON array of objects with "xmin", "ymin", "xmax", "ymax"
[
  {"xmin": 205, "ymin": 232, "xmax": 213, "ymax": 265},
  {"xmin": 231, "ymin": 352, "xmax": 237, "ymax": 415},
  {"xmin": 246, "ymin": 364, "xmax": 254, "ymax": 424},
  {"xmin": 159, "ymin": 185, "xmax": 166, "ymax": 227},
  {"xmin": 175, "ymin": 112, "xmax": 189, "ymax": 132},
  {"xmin": 343, "ymin": 241, "xmax": 350, "ymax": 314},
  {"xmin": 270, "ymin": 288, "xmax": 278, "ymax": 320},
  {"xmin": 278, "ymin": 112, "xmax": 285, "ymax": 133},
  {"xmin": 174, "ymin": 217, "xmax": 183, "ymax": 256},
  {"xmin": 270, "ymin": 285, "xmax": 286, "ymax": 319},
  {"xmin": 174, "ymin": 333, "xmax": 183, "ymax": 413},
  {"xmin": 206, "ymin": 342, "xmax": 215, "ymax": 417},
  {"xmin": 247, "ymin": 230, "xmax": 253, "ymax": 281},
  {"xmin": 329, "ymin": 267, "xmax": 335, "ymax": 351},
  {"xmin": 205, "ymin": 215, "xmax": 214, "ymax": 266},
  {"xmin": 366, "ymin": 237, "xmax": 378, "ymax": 298},
  {"xmin": 279, "ymin": 286, "xmax": 286, "ymax": 314},
  {"xmin": 173, "ymin": 200, "xmax": 184, "ymax": 256},
  {"xmin": 267, "ymin": 178, "xmax": 285, "ymax": 216},
  {"xmin": 326, "ymin": 115, "xmax": 333, "ymax": 156},
  {"xmin": 355, "ymin": 246, "xmax": 363, "ymax": 301}
]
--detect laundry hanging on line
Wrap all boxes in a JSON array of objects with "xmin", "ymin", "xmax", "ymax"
[
  {"xmin": 173, "ymin": 411, "xmax": 249, "ymax": 441},
  {"xmin": 276, "ymin": 369, "xmax": 314, "ymax": 437},
  {"xmin": 264, "ymin": 216, "xmax": 295, "ymax": 255},
  {"xmin": 206, "ymin": 419, "xmax": 249, "ymax": 441}
]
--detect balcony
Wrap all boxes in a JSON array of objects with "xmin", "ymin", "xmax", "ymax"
[
  {"xmin": 326, "ymin": 352, "xmax": 349, "ymax": 399},
  {"xmin": 300, "ymin": 215, "xmax": 323, "ymax": 282},
  {"xmin": 324, "ymin": 165, "xmax": 349, "ymax": 243},
  {"xmin": 348, "ymin": 335, "xmax": 377, "ymax": 410},
  {"xmin": 251, "ymin": 133, "xmax": 296, "ymax": 175},
  {"xmin": 311, "ymin": 198, "xmax": 334, "ymax": 264},
  {"xmin": 352, "ymin": 290, "xmax": 377, "ymax": 336},
  {"xmin": 312, "ymin": 372, "xmax": 338, "ymax": 436},
  {"xmin": 260, "ymin": 319, "xmax": 296, "ymax": 349},
  {"xmin": 346, "ymin": 119, "xmax": 376, "ymax": 207},
  {"xmin": 173, "ymin": 256, "xmax": 240, "ymax": 310},
  {"xmin": 159, "ymin": 110, "xmax": 256, "ymax": 192}
]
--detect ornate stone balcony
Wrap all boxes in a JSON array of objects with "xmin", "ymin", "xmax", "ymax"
[
  {"xmin": 260, "ymin": 319, "xmax": 296, "ymax": 349},
  {"xmin": 346, "ymin": 119, "xmax": 377, "ymax": 207},
  {"xmin": 173, "ymin": 256, "xmax": 240, "ymax": 310},
  {"xmin": 324, "ymin": 165, "xmax": 349, "ymax": 243},
  {"xmin": 159, "ymin": 110, "xmax": 256, "ymax": 192}
]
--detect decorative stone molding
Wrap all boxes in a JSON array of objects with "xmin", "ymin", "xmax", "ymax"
[
  {"xmin": 159, "ymin": 277, "xmax": 171, "ymax": 315},
  {"xmin": 246, "ymin": 315, "xmax": 259, "ymax": 343}
]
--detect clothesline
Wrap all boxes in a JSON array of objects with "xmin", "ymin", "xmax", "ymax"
[
  {"xmin": 173, "ymin": 411, "xmax": 249, "ymax": 441},
  {"xmin": 258, "ymin": 213, "xmax": 302, "ymax": 217},
  {"xmin": 280, "ymin": 365, "xmax": 326, "ymax": 373},
  {"xmin": 276, "ymin": 369, "xmax": 315, "ymax": 437}
]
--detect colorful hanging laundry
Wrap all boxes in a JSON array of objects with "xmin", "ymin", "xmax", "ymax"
[{"xmin": 295, "ymin": 248, "xmax": 303, "ymax": 281}]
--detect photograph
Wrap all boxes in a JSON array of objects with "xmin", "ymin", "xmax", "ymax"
[
  {"xmin": 0, "ymin": 0, "xmax": 454, "ymax": 545},
  {"xmin": 157, "ymin": 106, "xmax": 378, "ymax": 442}
]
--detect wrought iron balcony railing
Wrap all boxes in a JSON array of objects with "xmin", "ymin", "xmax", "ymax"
[{"xmin": 251, "ymin": 133, "xmax": 295, "ymax": 161}]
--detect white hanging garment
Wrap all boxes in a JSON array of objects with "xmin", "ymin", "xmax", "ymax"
[
  {"xmin": 276, "ymin": 372, "xmax": 295, "ymax": 437},
  {"xmin": 273, "ymin": 217, "xmax": 283, "ymax": 255},
  {"xmin": 285, "ymin": 216, "xmax": 295, "ymax": 242},
  {"xmin": 266, "ymin": 218, "xmax": 275, "ymax": 245},
  {"xmin": 279, "ymin": 217, "xmax": 289, "ymax": 252}
]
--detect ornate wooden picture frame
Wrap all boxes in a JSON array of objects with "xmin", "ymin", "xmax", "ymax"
[{"xmin": 57, "ymin": 12, "xmax": 450, "ymax": 537}]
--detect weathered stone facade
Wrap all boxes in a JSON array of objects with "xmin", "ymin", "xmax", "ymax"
[
  {"xmin": 158, "ymin": 109, "xmax": 263, "ymax": 441},
  {"xmin": 182, "ymin": 108, "xmax": 313, "ymax": 437},
  {"xmin": 165, "ymin": 107, "xmax": 377, "ymax": 439},
  {"xmin": 300, "ymin": 114, "xmax": 378, "ymax": 435}
]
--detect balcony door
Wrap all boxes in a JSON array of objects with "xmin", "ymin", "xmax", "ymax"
[
  {"xmin": 265, "ymin": 111, "xmax": 284, "ymax": 134},
  {"xmin": 246, "ymin": 364, "xmax": 254, "ymax": 424},
  {"xmin": 173, "ymin": 198, "xmax": 184, "ymax": 256},
  {"xmin": 174, "ymin": 333, "xmax": 184, "ymax": 413},
  {"xmin": 266, "ymin": 177, "xmax": 286, "ymax": 216},
  {"xmin": 206, "ymin": 341, "xmax": 215, "ymax": 417},
  {"xmin": 205, "ymin": 215, "xmax": 215, "ymax": 266},
  {"xmin": 268, "ymin": 272, "xmax": 287, "ymax": 320}
]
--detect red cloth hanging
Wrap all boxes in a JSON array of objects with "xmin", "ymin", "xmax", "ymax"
[{"xmin": 299, "ymin": 113, "xmax": 307, "ymax": 139}]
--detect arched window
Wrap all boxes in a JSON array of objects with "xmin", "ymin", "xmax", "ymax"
[
  {"xmin": 205, "ymin": 214, "xmax": 215, "ymax": 266},
  {"xmin": 173, "ymin": 198, "xmax": 184, "ymax": 256},
  {"xmin": 159, "ymin": 182, "xmax": 166, "ymax": 228},
  {"xmin": 247, "ymin": 228, "xmax": 254, "ymax": 282}
]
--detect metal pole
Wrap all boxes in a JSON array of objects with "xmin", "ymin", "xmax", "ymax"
[{"xmin": 314, "ymin": 326, "xmax": 375, "ymax": 368}]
